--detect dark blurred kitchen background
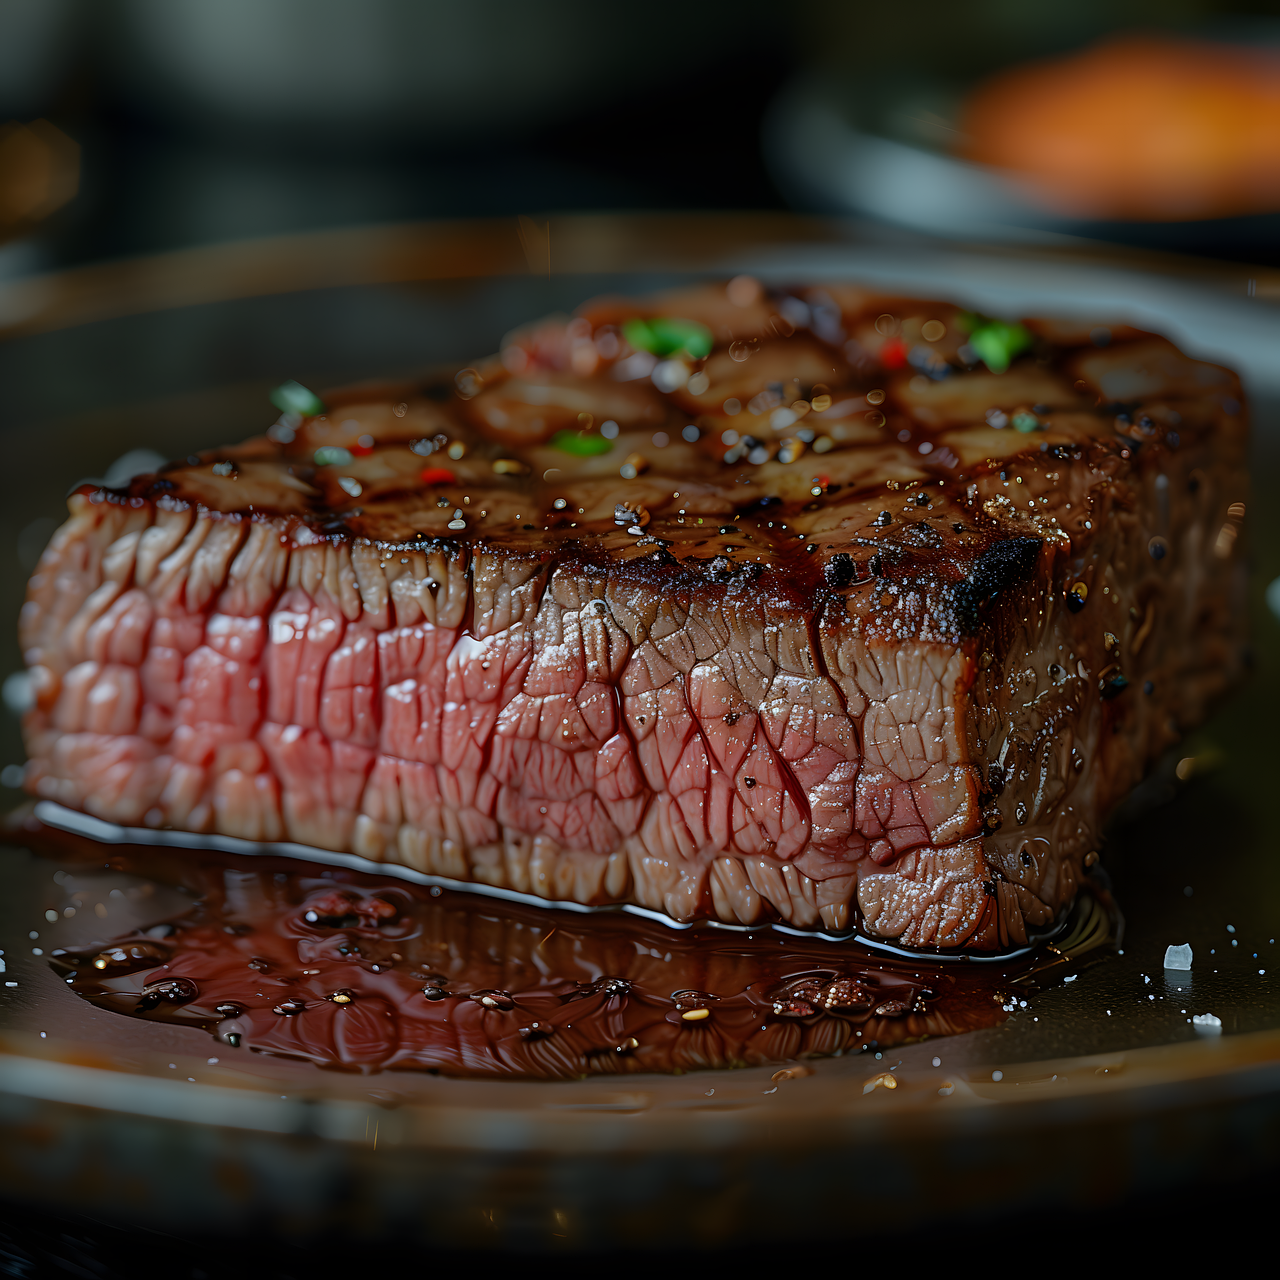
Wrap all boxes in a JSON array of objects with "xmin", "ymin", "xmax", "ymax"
[{"xmin": 2, "ymin": 0, "xmax": 1278, "ymax": 280}]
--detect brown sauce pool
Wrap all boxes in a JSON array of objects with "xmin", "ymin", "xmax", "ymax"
[{"xmin": 23, "ymin": 820, "xmax": 1116, "ymax": 1080}]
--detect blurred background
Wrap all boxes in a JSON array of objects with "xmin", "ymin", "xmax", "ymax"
[{"xmin": 1, "ymin": 0, "xmax": 1278, "ymax": 279}]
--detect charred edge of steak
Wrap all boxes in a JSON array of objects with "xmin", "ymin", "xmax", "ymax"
[{"xmin": 949, "ymin": 537, "xmax": 1043, "ymax": 635}]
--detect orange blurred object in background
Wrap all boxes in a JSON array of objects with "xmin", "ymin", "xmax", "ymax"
[
  {"xmin": 0, "ymin": 118, "xmax": 78, "ymax": 241},
  {"xmin": 959, "ymin": 35, "xmax": 1280, "ymax": 223}
]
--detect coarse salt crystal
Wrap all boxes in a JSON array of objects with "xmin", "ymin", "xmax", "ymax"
[
  {"xmin": 1192, "ymin": 1013, "xmax": 1222, "ymax": 1033},
  {"xmin": 1164, "ymin": 943, "xmax": 1193, "ymax": 970}
]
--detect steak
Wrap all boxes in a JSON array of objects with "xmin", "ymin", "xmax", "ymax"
[{"xmin": 19, "ymin": 280, "xmax": 1248, "ymax": 951}]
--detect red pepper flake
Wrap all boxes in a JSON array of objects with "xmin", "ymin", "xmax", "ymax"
[
  {"xmin": 351, "ymin": 444, "xmax": 374, "ymax": 457},
  {"xmin": 419, "ymin": 468, "xmax": 455, "ymax": 485},
  {"xmin": 880, "ymin": 338, "xmax": 907, "ymax": 369}
]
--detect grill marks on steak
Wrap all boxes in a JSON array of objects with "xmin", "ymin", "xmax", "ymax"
[{"xmin": 18, "ymin": 284, "xmax": 1248, "ymax": 950}]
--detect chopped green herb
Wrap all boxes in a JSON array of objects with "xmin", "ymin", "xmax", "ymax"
[
  {"xmin": 623, "ymin": 316, "xmax": 713, "ymax": 360},
  {"xmin": 959, "ymin": 316, "xmax": 1034, "ymax": 374},
  {"xmin": 313, "ymin": 446, "xmax": 354, "ymax": 466},
  {"xmin": 1011, "ymin": 412, "xmax": 1041, "ymax": 433},
  {"xmin": 271, "ymin": 380, "xmax": 326, "ymax": 416},
  {"xmin": 550, "ymin": 430, "xmax": 614, "ymax": 457}
]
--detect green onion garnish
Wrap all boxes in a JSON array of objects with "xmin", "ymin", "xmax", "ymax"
[
  {"xmin": 957, "ymin": 315, "xmax": 1033, "ymax": 374},
  {"xmin": 622, "ymin": 316, "xmax": 713, "ymax": 360},
  {"xmin": 313, "ymin": 446, "xmax": 354, "ymax": 466},
  {"xmin": 271, "ymin": 380, "xmax": 326, "ymax": 416},
  {"xmin": 550, "ymin": 431, "xmax": 614, "ymax": 457}
]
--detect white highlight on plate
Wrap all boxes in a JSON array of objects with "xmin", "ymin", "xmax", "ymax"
[
  {"xmin": 2, "ymin": 671, "xmax": 32, "ymax": 716},
  {"xmin": 102, "ymin": 448, "xmax": 167, "ymax": 489}
]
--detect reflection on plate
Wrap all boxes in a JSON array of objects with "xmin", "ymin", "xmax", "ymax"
[{"xmin": 27, "ymin": 811, "xmax": 1117, "ymax": 1079}]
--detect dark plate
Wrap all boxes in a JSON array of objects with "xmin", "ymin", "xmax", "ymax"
[{"xmin": 0, "ymin": 215, "xmax": 1277, "ymax": 1250}]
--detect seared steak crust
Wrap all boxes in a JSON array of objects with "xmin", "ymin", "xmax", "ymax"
[{"xmin": 20, "ymin": 282, "xmax": 1247, "ymax": 950}]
